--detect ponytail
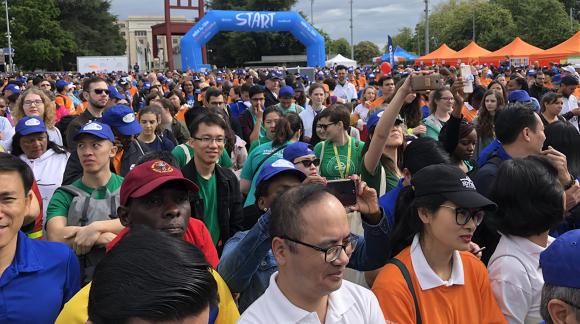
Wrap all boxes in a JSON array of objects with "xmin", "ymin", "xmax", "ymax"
[{"xmin": 272, "ymin": 112, "xmax": 303, "ymax": 147}]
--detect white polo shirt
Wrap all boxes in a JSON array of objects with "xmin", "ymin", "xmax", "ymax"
[
  {"xmin": 299, "ymin": 105, "xmax": 324, "ymax": 139},
  {"xmin": 560, "ymin": 94, "xmax": 579, "ymax": 131},
  {"xmin": 487, "ymin": 233, "xmax": 554, "ymax": 324},
  {"xmin": 237, "ymin": 271, "xmax": 385, "ymax": 324},
  {"xmin": 334, "ymin": 81, "xmax": 357, "ymax": 103}
]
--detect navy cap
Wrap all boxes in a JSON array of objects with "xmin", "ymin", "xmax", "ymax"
[
  {"xmin": 4, "ymin": 84, "xmax": 21, "ymax": 93},
  {"xmin": 255, "ymin": 159, "xmax": 307, "ymax": 187},
  {"xmin": 366, "ymin": 109, "xmax": 403, "ymax": 129},
  {"xmin": 283, "ymin": 142, "xmax": 315, "ymax": 162},
  {"xmin": 108, "ymin": 86, "xmax": 125, "ymax": 100},
  {"xmin": 561, "ymin": 75, "xmax": 579, "ymax": 86},
  {"xmin": 101, "ymin": 105, "xmax": 143, "ymax": 135},
  {"xmin": 292, "ymin": 81, "xmax": 304, "ymax": 92},
  {"xmin": 540, "ymin": 229, "xmax": 580, "ymax": 289},
  {"xmin": 279, "ymin": 85, "xmax": 294, "ymax": 97},
  {"xmin": 73, "ymin": 121, "xmax": 115, "ymax": 142},
  {"xmin": 56, "ymin": 80, "xmax": 71, "ymax": 89},
  {"xmin": 526, "ymin": 69, "xmax": 536, "ymax": 76},
  {"xmin": 508, "ymin": 90, "xmax": 532, "ymax": 103},
  {"xmin": 119, "ymin": 77, "xmax": 129, "ymax": 85},
  {"xmin": 498, "ymin": 66, "xmax": 504, "ymax": 70},
  {"xmin": 143, "ymin": 82, "xmax": 151, "ymax": 90},
  {"xmin": 266, "ymin": 72, "xmax": 280, "ymax": 81},
  {"xmin": 15, "ymin": 117, "xmax": 46, "ymax": 135}
]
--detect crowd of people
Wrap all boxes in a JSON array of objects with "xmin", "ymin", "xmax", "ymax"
[{"xmin": 0, "ymin": 60, "xmax": 579, "ymax": 324}]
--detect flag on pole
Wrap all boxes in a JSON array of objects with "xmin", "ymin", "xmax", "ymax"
[{"xmin": 388, "ymin": 36, "xmax": 394, "ymax": 67}]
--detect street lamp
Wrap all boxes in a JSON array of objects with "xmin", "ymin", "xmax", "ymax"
[
  {"xmin": 472, "ymin": 2, "xmax": 475, "ymax": 42},
  {"xmin": 311, "ymin": 0, "xmax": 314, "ymax": 25},
  {"xmin": 4, "ymin": 0, "xmax": 12, "ymax": 73},
  {"xmin": 350, "ymin": 0, "xmax": 354, "ymax": 60}
]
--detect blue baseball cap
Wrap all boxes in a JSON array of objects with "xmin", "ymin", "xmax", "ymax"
[
  {"xmin": 4, "ymin": 84, "xmax": 21, "ymax": 93},
  {"xmin": 266, "ymin": 72, "xmax": 280, "ymax": 80},
  {"xmin": 317, "ymin": 75, "xmax": 324, "ymax": 80},
  {"xmin": 552, "ymin": 74, "xmax": 564, "ymax": 85},
  {"xmin": 367, "ymin": 109, "xmax": 403, "ymax": 129},
  {"xmin": 292, "ymin": 81, "xmax": 304, "ymax": 92},
  {"xmin": 305, "ymin": 75, "xmax": 309, "ymax": 80},
  {"xmin": 482, "ymin": 63, "xmax": 487, "ymax": 67},
  {"xmin": 216, "ymin": 77, "xmax": 224, "ymax": 82},
  {"xmin": 157, "ymin": 76, "xmax": 167, "ymax": 82},
  {"xmin": 508, "ymin": 90, "xmax": 532, "ymax": 103},
  {"xmin": 279, "ymin": 86, "xmax": 294, "ymax": 97},
  {"xmin": 143, "ymin": 82, "xmax": 151, "ymax": 90},
  {"xmin": 101, "ymin": 105, "xmax": 142, "ymax": 135},
  {"xmin": 283, "ymin": 142, "xmax": 315, "ymax": 162},
  {"xmin": 73, "ymin": 121, "xmax": 115, "ymax": 142},
  {"xmin": 192, "ymin": 76, "xmax": 199, "ymax": 81},
  {"xmin": 108, "ymin": 86, "xmax": 125, "ymax": 100},
  {"xmin": 238, "ymin": 70, "xmax": 246, "ymax": 75},
  {"xmin": 138, "ymin": 74, "xmax": 142, "ymax": 78},
  {"xmin": 119, "ymin": 77, "xmax": 129, "ymax": 85},
  {"xmin": 526, "ymin": 69, "xmax": 536, "ymax": 76},
  {"xmin": 368, "ymin": 73, "xmax": 376, "ymax": 79},
  {"xmin": 347, "ymin": 68, "xmax": 354, "ymax": 72},
  {"xmin": 56, "ymin": 80, "xmax": 71, "ymax": 89},
  {"xmin": 255, "ymin": 159, "xmax": 307, "ymax": 187},
  {"xmin": 297, "ymin": 74, "xmax": 305, "ymax": 79},
  {"xmin": 561, "ymin": 75, "xmax": 579, "ymax": 86},
  {"xmin": 540, "ymin": 229, "xmax": 580, "ymax": 288},
  {"xmin": 15, "ymin": 117, "xmax": 46, "ymax": 135}
]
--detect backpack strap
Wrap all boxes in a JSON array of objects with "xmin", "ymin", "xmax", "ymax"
[
  {"xmin": 179, "ymin": 144, "xmax": 191, "ymax": 163},
  {"xmin": 252, "ymin": 144, "xmax": 289, "ymax": 178},
  {"xmin": 320, "ymin": 140, "xmax": 325, "ymax": 163},
  {"xmin": 387, "ymin": 258, "xmax": 422, "ymax": 324},
  {"xmin": 379, "ymin": 165, "xmax": 387, "ymax": 196}
]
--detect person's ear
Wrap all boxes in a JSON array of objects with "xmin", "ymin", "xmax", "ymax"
[
  {"xmin": 257, "ymin": 197, "xmax": 268, "ymax": 212},
  {"xmin": 417, "ymin": 207, "xmax": 433, "ymax": 224},
  {"xmin": 547, "ymin": 299, "xmax": 571, "ymax": 324},
  {"xmin": 523, "ymin": 127, "xmax": 531, "ymax": 143},
  {"xmin": 110, "ymin": 143, "xmax": 118, "ymax": 157},
  {"xmin": 271, "ymin": 237, "xmax": 288, "ymax": 265},
  {"xmin": 117, "ymin": 205, "xmax": 131, "ymax": 227}
]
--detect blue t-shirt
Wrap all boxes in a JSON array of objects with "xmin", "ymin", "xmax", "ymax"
[
  {"xmin": 185, "ymin": 94, "xmax": 195, "ymax": 108},
  {"xmin": 144, "ymin": 135, "xmax": 175, "ymax": 152}
]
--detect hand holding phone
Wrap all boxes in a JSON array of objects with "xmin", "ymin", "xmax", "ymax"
[{"xmin": 326, "ymin": 179, "xmax": 357, "ymax": 207}]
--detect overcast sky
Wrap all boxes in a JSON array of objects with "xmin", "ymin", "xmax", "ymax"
[{"xmin": 110, "ymin": 0, "xmax": 440, "ymax": 52}]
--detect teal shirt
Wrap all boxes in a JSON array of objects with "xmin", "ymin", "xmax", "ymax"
[
  {"xmin": 196, "ymin": 171, "xmax": 220, "ymax": 246},
  {"xmin": 249, "ymin": 109, "xmax": 267, "ymax": 137}
]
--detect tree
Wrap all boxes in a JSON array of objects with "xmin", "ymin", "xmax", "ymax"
[
  {"xmin": 51, "ymin": 0, "xmax": 126, "ymax": 71},
  {"xmin": 555, "ymin": 0, "xmax": 580, "ymax": 22},
  {"xmin": 354, "ymin": 41, "xmax": 381, "ymax": 65},
  {"xmin": 0, "ymin": 0, "xmax": 75, "ymax": 71},
  {"xmin": 330, "ymin": 38, "xmax": 351, "ymax": 57},
  {"xmin": 387, "ymin": 27, "xmax": 417, "ymax": 54}
]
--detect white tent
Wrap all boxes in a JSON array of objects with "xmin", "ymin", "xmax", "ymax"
[{"xmin": 325, "ymin": 54, "xmax": 357, "ymax": 67}]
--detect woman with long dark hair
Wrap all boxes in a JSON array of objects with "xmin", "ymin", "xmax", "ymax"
[
  {"xmin": 539, "ymin": 92, "xmax": 566, "ymax": 126},
  {"xmin": 386, "ymin": 78, "xmax": 426, "ymax": 136},
  {"xmin": 472, "ymin": 89, "xmax": 505, "ymax": 159}
]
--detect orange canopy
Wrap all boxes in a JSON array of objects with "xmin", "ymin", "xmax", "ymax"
[
  {"xmin": 479, "ymin": 37, "xmax": 543, "ymax": 64},
  {"xmin": 416, "ymin": 44, "xmax": 457, "ymax": 65},
  {"xmin": 529, "ymin": 31, "xmax": 580, "ymax": 63},
  {"xmin": 440, "ymin": 42, "xmax": 491, "ymax": 65}
]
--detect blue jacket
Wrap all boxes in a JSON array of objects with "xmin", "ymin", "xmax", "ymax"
[
  {"xmin": 378, "ymin": 177, "xmax": 405, "ymax": 228},
  {"xmin": 217, "ymin": 208, "xmax": 391, "ymax": 314},
  {"xmin": 477, "ymin": 138, "xmax": 502, "ymax": 165}
]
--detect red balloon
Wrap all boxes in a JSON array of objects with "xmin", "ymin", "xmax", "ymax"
[{"xmin": 381, "ymin": 62, "xmax": 392, "ymax": 74}]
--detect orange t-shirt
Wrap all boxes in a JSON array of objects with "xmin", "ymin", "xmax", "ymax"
[
  {"xmin": 76, "ymin": 102, "xmax": 88, "ymax": 114},
  {"xmin": 462, "ymin": 104, "xmax": 478, "ymax": 122},
  {"xmin": 56, "ymin": 93, "xmax": 76, "ymax": 115},
  {"xmin": 573, "ymin": 87, "xmax": 580, "ymax": 101},
  {"xmin": 369, "ymin": 97, "xmax": 385, "ymax": 110},
  {"xmin": 372, "ymin": 246, "xmax": 507, "ymax": 324},
  {"xmin": 545, "ymin": 84, "xmax": 554, "ymax": 89},
  {"xmin": 113, "ymin": 150, "xmax": 123, "ymax": 175},
  {"xmin": 128, "ymin": 86, "xmax": 138, "ymax": 103},
  {"xmin": 479, "ymin": 78, "xmax": 491, "ymax": 87},
  {"xmin": 175, "ymin": 106, "xmax": 189, "ymax": 123}
]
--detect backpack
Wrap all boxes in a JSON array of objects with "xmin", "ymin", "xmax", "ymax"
[
  {"xmin": 55, "ymin": 114, "xmax": 77, "ymax": 148},
  {"xmin": 58, "ymin": 185, "xmax": 120, "ymax": 286},
  {"xmin": 466, "ymin": 152, "xmax": 503, "ymax": 179}
]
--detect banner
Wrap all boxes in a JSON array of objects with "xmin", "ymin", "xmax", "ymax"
[
  {"xmin": 181, "ymin": 10, "xmax": 325, "ymax": 71},
  {"xmin": 388, "ymin": 36, "xmax": 394, "ymax": 67}
]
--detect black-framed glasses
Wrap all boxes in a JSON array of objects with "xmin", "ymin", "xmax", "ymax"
[
  {"xmin": 316, "ymin": 122, "xmax": 337, "ymax": 130},
  {"xmin": 439, "ymin": 205, "xmax": 485, "ymax": 226},
  {"xmin": 280, "ymin": 234, "xmax": 358, "ymax": 263},
  {"xmin": 294, "ymin": 158, "xmax": 320, "ymax": 168},
  {"xmin": 193, "ymin": 136, "xmax": 226, "ymax": 145},
  {"xmin": 92, "ymin": 88, "xmax": 111, "ymax": 95}
]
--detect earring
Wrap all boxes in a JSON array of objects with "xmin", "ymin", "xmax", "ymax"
[{"xmin": 264, "ymin": 208, "xmax": 267, "ymax": 211}]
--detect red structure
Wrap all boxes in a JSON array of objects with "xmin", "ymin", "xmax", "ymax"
[{"xmin": 151, "ymin": 0, "xmax": 207, "ymax": 71}]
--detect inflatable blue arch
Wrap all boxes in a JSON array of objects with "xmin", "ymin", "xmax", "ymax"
[{"xmin": 181, "ymin": 10, "xmax": 326, "ymax": 71}]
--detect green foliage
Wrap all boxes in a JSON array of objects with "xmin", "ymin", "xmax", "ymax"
[
  {"xmin": 387, "ymin": 27, "xmax": 417, "ymax": 54},
  {"xmin": 556, "ymin": 0, "xmax": 580, "ymax": 22},
  {"xmin": 330, "ymin": 38, "xmax": 351, "ymax": 57},
  {"xmin": 354, "ymin": 40, "xmax": 381, "ymax": 65},
  {"xmin": 51, "ymin": 0, "xmax": 126, "ymax": 71},
  {"xmin": 0, "ymin": 0, "xmax": 75, "ymax": 71}
]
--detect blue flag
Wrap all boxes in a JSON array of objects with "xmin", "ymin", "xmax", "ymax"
[{"xmin": 388, "ymin": 36, "xmax": 394, "ymax": 67}]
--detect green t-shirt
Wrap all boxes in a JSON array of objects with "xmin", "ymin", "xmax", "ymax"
[
  {"xmin": 248, "ymin": 136, "xmax": 272, "ymax": 154},
  {"xmin": 197, "ymin": 171, "xmax": 220, "ymax": 246},
  {"xmin": 46, "ymin": 173, "xmax": 124, "ymax": 222},
  {"xmin": 360, "ymin": 153, "xmax": 401, "ymax": 196},
  {"xmin": 171, "ymin": 143, "xmax": 232, "ymax": 168},
  {"xmin": 314, "ymin": 137, "xmax": 364, "ymax": 180},
  {"xmin": 240, "ymin": 140, "xmax": 292, "ymax": 208}
]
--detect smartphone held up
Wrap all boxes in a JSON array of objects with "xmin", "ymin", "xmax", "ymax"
[{"xmin": 326, "ymin": 179, "xmax": 357, "ymax": 207}]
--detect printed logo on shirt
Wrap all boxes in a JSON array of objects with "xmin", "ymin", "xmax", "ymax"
[
  {"xmin": 460, "ymin": 176, "xmax": 476, "ymax": 190},
  {"xmin": 326, "ymin": 155, "xmax": 356, "ymax": 178}
]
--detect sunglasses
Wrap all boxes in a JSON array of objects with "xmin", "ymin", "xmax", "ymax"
[
  {"xmin": 316, "ymin": 122, "xmax": 337, "ymax": 130},
  {"xmin": 294, "ymin": 158, "xmax": 320, "ymax": 168},
  {"xmin": 92, "ymin": 88, "xmax": 111, "ymax": 95}
]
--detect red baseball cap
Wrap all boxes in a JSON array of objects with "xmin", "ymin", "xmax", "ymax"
[{"xmin": 120, "ymin": 160, "xmax": 199, "ymax": 206}]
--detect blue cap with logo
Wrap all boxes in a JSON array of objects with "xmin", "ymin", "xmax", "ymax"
[
  {"xmin": 216, "ymin": 77, "xmax": 224, "ymax": 82},
  {"xmin": 283, "ymin": 142, "xmax": 315, "ymax": 162},
  {"xmin": 526, "ymin": 69, "xmax": 536, "ymax": 76},
  {"xmin": 15, "ymin": 117, "xmax": 46, "ymax": 135},
  {"xmin": 143, "ymin": 82, "xmax": 151, "ymax": 90},
  {"xmin": 279, "ymin": 86, "xmax": 294, "ymax": 97},
  {"xmin": 317, "ymin": 75, "xmax": 324, "ymax": 80},
  {"xmin": 367, "ymin": 109, "xmax": 404, "ymax": 129},
  {"xmin": 56, "ymin": 80, "xmax": 71, "ymax": 89},
  {"xmin": 540, "ymin": 230, "xmax": 580, "ymax": 289},
  {"xmin": 255, "ymin": 159, "xmax": 307, "ymax": 187},
  {"xmin": 508, "ymin": 90, "xmax": 532, "ymax": 103},
  {"xmin": 119, "ymin": 77, "xmax": 129, "ymax": 85},
  {"xmin": 157, "ymin": 76, "xmax": 167, "ymax": 82},
  {"xmin": 552, "ymin": 74, "xmax": 564, "ymax": 85},
  {"xmin": 108, "ymin": 86, "xmax": 125, "ymax": 100},
  {"xmin": 266, "ymin": 72, "xmax": 280, "ymax": 80},
  {"xmin": 73, "ymin": 121, "xmax": 115, "ymax": 142},
  {"xmin": 292, "ymin": 81, "xmax": 304, "ymax": 92},
  {"xmin": 101, "ymin": 105, "xmax": 143, "ymax": 135},
  {"xmin": 305, "ymin": 74, "xmax": 309, "ymax": 80},
  {"xmin": 4, "ymin": 84, "xmax": 21, "ymax": 93}
]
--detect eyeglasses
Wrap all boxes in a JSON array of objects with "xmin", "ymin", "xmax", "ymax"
[
  {"xmin": 23, "ymin": 100, "xmax": 44, "ymax": 106},
  {"xmin": 193, "ymin": 137, "xmax": 226, "ymax": 145},
  {"xmin": 316, "ymin": 122, "xmax": 337, "ymax": 130},
  {"xmin": 92, "ymin": 89, "xmax": 111, "ymax": 95},
  {"xmin": 439, "ymin": 205, "xmax": 485, "ymax": 226},
  {"xmin": 440, "ymin": 97, "xmax": 455, "ymax": 101},
  {"xmin": 281, "ymin": 234, "xmax": 359, "ymax": 263},
  {"xmin": 294, "ymin": 158, "xmax": 320, "ymax": 168},
  {"xmin": 39, "ymin": 83, "xmax": 51, "ymax": 87}
]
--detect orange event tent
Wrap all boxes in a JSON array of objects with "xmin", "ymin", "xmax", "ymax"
[
  {"xmin": 479, "ymin": 37, "xmax": 543, "ymax": 66},
  {"xmin": 440, "ymin": 41, "xmax": 491, "ymax": 65},
  {"xmin": 416, "ymin": 44, "xmax": 457, "ymax": 65},
  {"xmin": 529, "ymin": 31, "xmax": 580, "ymax": 65}
]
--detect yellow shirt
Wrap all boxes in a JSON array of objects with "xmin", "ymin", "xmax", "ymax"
[{"xmin": 55, "ymin": 270, "xmax": 240, "ymax": 324}]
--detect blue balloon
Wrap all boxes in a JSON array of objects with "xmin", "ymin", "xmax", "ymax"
[{"xmin": 181, "ymin": 10, "xmax": 326, "ymax": 71}]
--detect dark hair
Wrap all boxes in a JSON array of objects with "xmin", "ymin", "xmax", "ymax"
[
  {"xmin": 138, "ymin": 105, "xmax": 164, "ymax": 135},
  {"xmin": 322, "ymin": 78, "xmax": 337, "ymax": 91},
  {"xmin": 11, "ymin": 131, "xmax": 68, "ymax": 157},
  {"xmin": 477, "ymin": 89, "xmax": 505, "ymax": 138},
  {"xmin": 189, "ymin": 112, "xmax": 229, "ymax": 143},
  {"xmin": 253, "ymin": 171, "xmax": 301, "ymax": 214},
  {"xmin": 249, "ymin": 85, "xmax": 265, "ymax": 99},
  {"xmin": 543, "ymin": 121, "xmax": 580, "ymax": 177},
  {"xmin": 488, "ymin": 155, "xmax": 564, "ymax": 237},
  {"xmin": 87, "ymin": 227, "xmax": 219, "ymax": 324},
  {"xmin": 401, "ymin": 137, "xmax": 451, "ymax": 175},
  {"xmin": 136, "ymin": 151, "xmax": 180, "ymax": 169},
  {"xmin": 317, "ymin": 104, "xmax": 350, "ymax": 131},
  {"xmin": 336, "ymin": 65, "xmax": 347, "ymax": 72},
  {"xmin": 166, "ymin": 89, "xmax": 185, "ymax": 106},
  {"xmin": 510, "ymin": 77, "xmax": 530, "ymax": 93},
  {"xmin": 269, "ymin": 183, "xmax": 334, "ymax": 252},
  {"xmin": 32, "ymin": 77, "xmax": 43, "ymax": 86},
  {"xmin": 7, "ymin": 92, "xmax": 20, "ymax": 104},
  {"xmin": 156, "ymin": 98, "xmax": 178, "ymax": 116},
  {"xmin": 362, "ymin": 120, "xmax": 405, "ymax": 174},
  {"xmin": 262, "ymin": 106, "xmax": 283, "ymax": 125},
  {"xmin": 308, "ymin": 113, "xmax": 324, "ymax": 147},
  {"xmin": 205, "ymin": 89, "xmax": 223, "ymax": 103},
  {"xmin": 378, "ymin": 76, "xmax": 393, "ymax": 87},
  {"xmin": 386, "ymin": 79, "xmax": 423, "ymax": 128},
  {"xmin": 145, "ymin": 92, "xmax": 162, "ymax": 106},
  {"xmin": 439, "ymin": 118, "xmax": 475, "ymax": 142},
  {"xmin": 540, "ymin": 92, "xmax": 564, "ymax": 114},
  {"xmin": 466, "ymin": 85, "xmax": 487, "ymax": 108},
  {"xmin": 494, "ymin": 102, "xmax": 539, "ymax": 145},
  {"xmin": 83, "ymin": 76, "xmax": 106, "ymax": 93},
  {"xmin": 272, "ymin": 112, "xmax": 303, "ymax": 147},
  {"xmin": 241, "ymin": 83, "xmax": 252, "ymax": 94},
  {"xmin": 0, "ymin": 152, "xmax": 34, "ymax": 194},
  {"xmin": 232, "ymin": 85, "xmax": 241, "ymax": 97},
  {"xmin": 208, "ymin": 108, "xmax": 235, "ymax": 155}
]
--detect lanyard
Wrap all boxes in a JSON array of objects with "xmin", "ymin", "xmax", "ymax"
[{"xmin": 333, "ymin": 136, "xmax": 352, "ymax": 179}]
